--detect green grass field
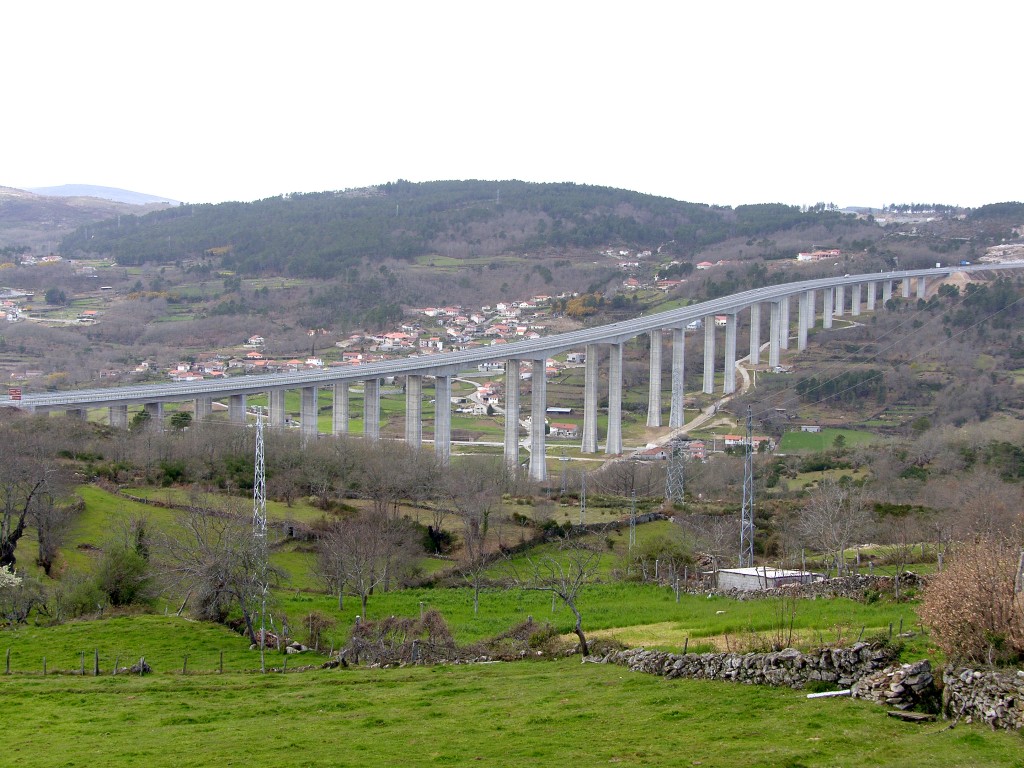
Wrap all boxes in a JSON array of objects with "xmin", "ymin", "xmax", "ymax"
[
  {"xmin": 2, "ymin": 658, "xmax": 1020, "ymax": 767},
  {"xmin": 779, "ymin": 428, "xmax": 877, "ymax": 453}
]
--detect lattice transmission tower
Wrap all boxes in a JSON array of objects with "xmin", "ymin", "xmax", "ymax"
[
  {"xmin": 739, "ymin": 406, "xmax": 756, "ymax": 567},
  {"xmin": 666, "ymin": 440, "xmax": 686, "ymax": 505},
  {"xmin": 253, "ymin": 412, "xmax": 269, "ymax": 672}
]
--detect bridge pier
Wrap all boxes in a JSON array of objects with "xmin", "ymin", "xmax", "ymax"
[
  {"xmin": 646, "ymin": 329, "xmax": 662, "ymax": 427},
  {"xmin": 405, "ymin": 375, "xmax": 422, "ymax": 448},
  {"xmin": 748, "ymin": 304, "xmax": 761, "ymax": 365},
  {"xmin": 669, "ymin": 328, "xmax": 686, "ymax": 428},
  {"xmin": 109, "ymin": 404, "xmax": 128, "ymax": 429},
  {"xmin": 363, "ymin": 378, "xmax": 380, "ymax": 441},
  {"xmin": 723, "ymin": 315, "xmax": 737, "ymax": 395},
  {"xmin": 581, "ymin": 345, "xmax": 599, "ymax": 452},
  {"xmin": 901, "ymin": 278, "xmax": 911, "ymax": 299},
  {"xmin": 779, "ymin": 296, "xmax": 790, "ymax": 350},
  {"xmin": 823, "ymin": 287, "xmax": 834, "ymax": 329},
  {"xmin": 867, "ymin": 281, "xmax": 877, "ymax": 310},
  {"xmin": 916, "ymin": 276, "xmax": 927, "ymax": 300},
  {"xmin": 606, "ymin": 343, "xmax": 623, "ymax": 454},
  {"xmin": 504, "ymin": 359, "xmax": 521, "ymax": 468},
  {"xmin": 703, "ymin": 318, "xmax": 716, "ymax": 394},
  {"xmin": 797, "ymin": 292, "xmax": 809, "ymax": 351},
  {"xmin": 852, "ymin": 283, "xmax": 862, "ymax": 316},
  {"xmin": 228, "ymin": 394, "xmax": 246, "ymax": 424},
  {"xmin": 300, "ymin": 386, "xmax": 318, "ymax": 440},
  {"xmin": 434, "ymin": 375, "xmax": 451, "ymax": 465},
  {"xmin": 332, "ymin": 382, "xmax": 348, "ymax": 434},
  {"xmin": 835, "ymin": 284, "xmax": 846, "ymax": 316},
  {"xmin": 194, "ymin": 397, "xmax": 212, "ymax": 421},
  {"xmin": 270, "ymin": 389, "xmax": 286, "ymax": 427},
  {"xmin": 804, "ymin": 290, "xmax": 816, "ymax": 331},
  {"xmin": 529, "ymin": 358, "xmax": 547, "ymax": 481},
  {"xmin": 769, "ymin": 301, "xmax": 781, "ymax": 368},
  {"xmin": 143, "ymin": 402, "xmax": 163, "ymax": 430},
  {"xmin": 882, "ymin": 280, "xmax": 893, "ymax": 304}
]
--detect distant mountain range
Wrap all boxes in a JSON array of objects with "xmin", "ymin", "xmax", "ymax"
[{"xmin": 27, "ymin": 184, "xmax": 180, "ymax": 206}]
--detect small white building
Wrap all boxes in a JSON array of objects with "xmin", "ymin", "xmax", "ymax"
[{"xmin": 716, "ymin": 567, "xmax": 820, "ymax": 592}]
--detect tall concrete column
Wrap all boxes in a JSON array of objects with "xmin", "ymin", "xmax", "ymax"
[
  {"xmin": 852, "ymin": 283, "xmax": 862, "ymax": 316},
  {"xmin": 332, "ymin": 382, "xmax": 349, "ymax": 434},
  {"xmin": 723, "ymin": 315, "xmax": 738, "ymax": 394},
  {"xmin": 768, "ymin": 301, "xmax": 781, "ymax": 368},
  {"xmin": 916, "ymin": 276, "xmax": 927, "ymax": 299},
  {"xmin": 504, "ymin": 359, "xmax": 521, "ymax": 468},
  {"xmin": 835, "ymin": 284, "xmax": 846, "ymax": 316},
  {"xmin": 405, "ymin": 375, "xmax": 422, "ymax": 448},
  {"xmin": 434, "ymin": 375, "xmax": 451, "ymax": 465},
  {"xmin": 797, "ymin": 292, "xmax": 809, "ymax": 351},
  {"xmin": 606, "ymin": 344, "xmax": 623, "ymax": 455},
  {"xmin": 109, "ymin": 404, "xmax": 128, "ymax": 429},
  {"xmin": 823, "ymin": 287, "xmax": 834, "ymax": 329},
  {"xmin": 144, "ymin": 401, "xmax": 163, "ymax": 430},
  {"xmin": 779, "ymin": 296, "xmax": 790, "ymax": 350},
  {"xmin": 882, "ymin": 280, "xmax": 893, "ymax": 304},
  {"xmin": 748, "ymin": 303, "xmax": 761, "ymax": 365},
  {"xmin": 805, "ymin": 289, "xmax": 816, "ymax": 329},
  {"xmin": 867, "ymin": 281, "xmax": 877, "ymax": 311},
  {"xmin": 669, "ymin": 328, "xmax": 686, "ymax": 428},
  {"xmin": 581, "ymin": 345, "xmax": 600, "ymax": 453},
  {"xmin": 229, "ymin": 394, "xmax": 246, "ymax": 424},
  {"xmin": 703, "ymin": 318, "xmax": 716, "ymax": 394},
  {"xmin": 270, "ymin": 389, "xmax": 286, "ymax": 427},
  {"xmin": 901, "ymin": 278, "xmax": 910, "ymax": 298},
  {"xmin": 363, "ymin": 378, "xmax": 380, "ymax": 441},
  {"xmin": 528, "ymin": 359, "xmax": 547, "ymax": 481},
  {"xmin": 300, "ymin": 385, "xmax": 318, "ymax": 440},
  {"xmin": 194, "ymin": 397, "xmax": 212, "ymax": 421},
  {"xmin": 646, "ymin": 329, "xmax": 662, "ymax": 427}
]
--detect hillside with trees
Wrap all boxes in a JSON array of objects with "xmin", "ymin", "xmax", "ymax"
[{"xmin": 57, "ymin": 180, "xmax": 866, "ymax": 277}]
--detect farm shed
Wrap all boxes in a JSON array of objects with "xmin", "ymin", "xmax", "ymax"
[{"xmin": 716, "ymin": 567, "xmax": 820, "ymax": 592}]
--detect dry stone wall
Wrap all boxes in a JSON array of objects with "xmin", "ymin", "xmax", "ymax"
[
  {"xmin": 593, "ymin": 643, "xmax": 896, "ymax": 689},
  {"xmin": 851, "ymin": 660, "xmax": 936, "ymax": 711},
  {"xmin": 942, "ymin": 667, "xmax": 1024, "ymax": 731}
]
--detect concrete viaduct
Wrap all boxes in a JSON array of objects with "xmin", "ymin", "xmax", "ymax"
[{"xmin": 5, "ymin": 265, "xmax": 1019, "ymax": 482}]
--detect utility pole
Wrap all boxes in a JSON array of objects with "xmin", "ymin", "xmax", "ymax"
[
  {"xmin": 739, "ymin": 406, "xmax": 755, "ymax": 568},
  {"xmin": 629, "ymin": 490, "xmax": 637, "ymax": 551},
  {"xmin": 579, "ymin": 470, "xmax": 587, "ymax": 526}
]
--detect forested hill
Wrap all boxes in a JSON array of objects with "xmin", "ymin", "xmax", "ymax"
[{"xmin": 58, "ymin": 180, "xmax": 857, "ymax": 278}]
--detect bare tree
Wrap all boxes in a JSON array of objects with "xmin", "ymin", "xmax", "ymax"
[
  {"xmin": 446, "ymin": 459, "xmax": 507, "ymax": 613},
  {"xmin": 508, "ymin": 533, "xmax": 603, "ymax": 655},
  {"xmin": 316, "ymin": 511, "xmax": 420, "ymax": 615},
  {"xmin": 796, "ymin": 480, "xmax": 874, "ymax": 577},
  {"xmin": 159, "ymin": 497, "xmax": 278, "ymax": 644},
  {"xmin": 0, "ymin": 415, "xmax": 70, "ymax": 570}
]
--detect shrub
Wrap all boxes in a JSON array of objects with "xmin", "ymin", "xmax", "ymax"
[
  {"xmin": 95, "ymin": 546, "xmax": 153, "ymax": 607},
  {"xmin": 919, "ymin": 537, "xmax": 1023, "ymax": 665}
]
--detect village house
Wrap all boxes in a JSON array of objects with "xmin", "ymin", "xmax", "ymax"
[
  {"xmin": 549, "ymin": 422, "xmax": 579, "ymax": 438},
  {"xmin": 723, "ymin": 434, "xmax": 776, "ymax": 452}
]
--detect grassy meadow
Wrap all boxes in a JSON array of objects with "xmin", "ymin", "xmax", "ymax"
[{"xmin": 2, "ymin": 658, "xmax": 1021, "ymax": 768}]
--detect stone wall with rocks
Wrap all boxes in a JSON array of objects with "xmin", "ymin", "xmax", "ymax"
[
  {"xmin": 942, "ymin": 667, "xmax": 1024, "ymax": 731},
  {"xmin": 592, "ymin": 642, "xmax": 896, "ymax": 689},
  {"xmin": 851, "ymin": 660, "xmax": 936, "ymax": 711},
  {"xmin": 712, "ymin": 573, "xmax": 927, "ymax": 602}
]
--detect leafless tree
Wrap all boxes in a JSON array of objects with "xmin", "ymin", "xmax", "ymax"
[
  {"xmin": 796, "ymin": 480, "xmax": 874, "ymax": 577},
  {"xmin": 158, "ymin": 497, "xmax": 279, "ymax": 644},
  {"xmin": 446, "ymin": 458, "xmax": 507, "ymax": 613},
  {"xmin": 507, "ymin": 533, "xmax": 603, "ymax": 655},
  {"xmin": 0, "ymin": 414, "xmax": 71, "ymax": 570},
  {"xmin": 316, "ymin": 511, "xmax": 420, "ymax": 615}
]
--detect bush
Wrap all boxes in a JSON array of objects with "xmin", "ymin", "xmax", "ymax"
[
  {"xmin": 95, "ymin": 546, "xmax": 152, "ymax": 607},
  {"xmin": 919, "ymin": 537, "xmax": 1023, "ymax": 665}
]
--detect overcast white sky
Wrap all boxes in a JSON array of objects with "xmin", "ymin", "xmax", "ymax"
[{"xmin": 3, "ymin": 1, "xmax": 1020, "ymax": 208}]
